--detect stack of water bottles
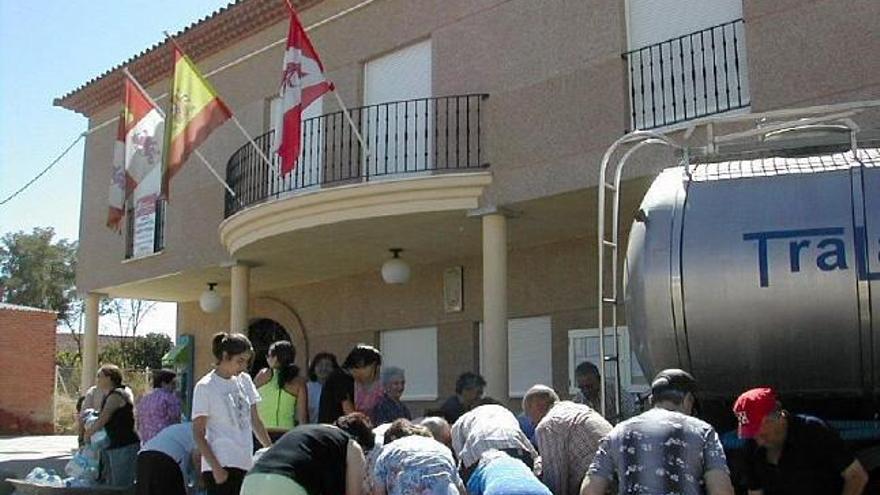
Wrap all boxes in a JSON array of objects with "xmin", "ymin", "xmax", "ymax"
[
  {"xmin": 24, "ymin": 467, "xmax": 65, "ymax": 487},
  {"xmin": 62, "ymin": 410, "xmax": 110, "ymax": 487}
]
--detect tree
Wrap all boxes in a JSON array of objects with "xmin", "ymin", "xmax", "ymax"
[
  {"xmin": 99, "ymin": 333, "xmax": 173, "ymax": 369},
  {"xmin": 62, "ymin": 296, "xmax": 114, "ymax": 359},
  {"xmin": 109, "ymin": 298, "xmax": 158, "ymax": 338},
  {"xmin": 0, "ymin": 227, "xmax": 77, "ymax": 322}
]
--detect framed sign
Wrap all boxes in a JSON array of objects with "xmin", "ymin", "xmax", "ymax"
[{"xmin": 443, "ymin": 266, "xmax": 463, "ymax": 313}]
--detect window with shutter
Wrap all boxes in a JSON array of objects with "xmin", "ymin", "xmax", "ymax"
[
  {"xmin": 479, "ymin": 316, "xmax": 553, "ymax": 398},
  {"xmin": 363, "ymin": 40, "xmax": 433, "ymax": 175},
  {"xmin": 380, "ymin": 326, "xmax": 438, "ymax": 400},
  {"xmin": 625, "ymin": 0, "xmax": 748, "ymax": 129}
]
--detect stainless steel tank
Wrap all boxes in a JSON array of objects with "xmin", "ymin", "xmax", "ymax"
[{"xmin": 625, "ymin": 146, "xmax": 880, "ymax": 401}]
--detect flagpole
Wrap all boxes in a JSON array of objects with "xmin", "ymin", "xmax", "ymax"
[
  {"xmin": 228, "ymin": 115, "xmax": 281, "ymax": 178},
  {"xmin": 164, "ymin": 33, "xmax": 278, "ymax": 181},
  {"xmin": 332, "ymin": 91, "xmax": 369, "ymax": 159},
  {"xmin": 193, "ymin": 150, "xmax": 239, "ymax": 199},
  {"xmin": 122, "ymin": 67, "xmax": 238, "ymax": 199},
  {"xmin": 281, "ymin": 0, "xmax": 368, "ymax": 164}
]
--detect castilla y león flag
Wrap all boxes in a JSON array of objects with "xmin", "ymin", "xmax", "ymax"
[
  {"xmin": 163, "ymin": 46, "xmax": 232, "ymax": 196},
  {"xmin": 107, "ymin": 74, "xmax": 164, "ymax": 230},
  {"xmin": 274, "ymin": 8, "xmax": 334, "ymax": 175}
]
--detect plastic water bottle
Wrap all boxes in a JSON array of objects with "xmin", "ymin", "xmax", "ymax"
[
  {"xmin": 45, "ymin": 472, "xmax": 64, "ymax": 487},
  {"xmin": 25, "ymin": 467, "xmax": 48, "ymax": 483},
  {"xmin": 90, "ymin": 428, "xmax": 110, "ymax": 449}
]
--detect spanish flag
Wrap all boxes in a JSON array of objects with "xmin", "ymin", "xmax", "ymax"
[{"xmin": 163, "ymin": 46, "xmax": 231, "ymax": 196}]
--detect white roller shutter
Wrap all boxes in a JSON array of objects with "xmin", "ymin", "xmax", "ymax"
[
  {"xmin": 363, "ymin": 40, "xmax": 433, "ymax": 175},
  {"xmin": 479, "ymin": 316, "xmax": 553, "ymax": 398},
  {"xmin": 627, "ymin": 0, "xmax": 743, "ymax": 50},
  {"xmin": 380, "ymin": 326, "xmax": 438, "ymax": 400}
]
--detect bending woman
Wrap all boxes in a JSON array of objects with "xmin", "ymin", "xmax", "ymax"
[
  {"xmin": 241, "ymin": 412, "xmax": 374, "ymax": 495},
  {"xmin": 192, "ymin": 332, "xmax": 272, "ymax": 495},
  {"xmin": 254, "ymin": 341, "xmax": 308, "ymax": 441}
]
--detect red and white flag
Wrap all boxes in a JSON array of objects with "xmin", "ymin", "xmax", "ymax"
[
  {"xmin": 107, "ymin": 109, "xmax": 130, "ymax": 231},
  {"xmin": 273, "ymin": 7, "xmax": 333, "ymax": 175},
  {"xmin": 107, "ymin": 75, "xmax": 164, "ymax": 230},
  {"xmin": 106, "ymin": 74, "xmax": 164, "ymax": 259}
]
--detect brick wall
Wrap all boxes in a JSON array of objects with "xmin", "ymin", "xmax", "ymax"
[{"xmin": 0, "ymin": 305, "xmax": 57, "ymax": 434}]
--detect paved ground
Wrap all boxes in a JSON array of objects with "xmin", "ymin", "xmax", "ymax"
[{"xmin": 0, "ymin": 436, "xmax": 77, "ymax": 495}]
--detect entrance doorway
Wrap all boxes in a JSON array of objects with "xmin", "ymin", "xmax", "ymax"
[{"xmin": 247, "ymin": 318, "xmax": 291, "ymax": 376}]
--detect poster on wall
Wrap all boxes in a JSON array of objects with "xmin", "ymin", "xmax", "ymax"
[
  {"xmin": 132, "ymin": 192, "xmax": 157, "ymax": 257},
  {"xmin": 129, "ymin": 155, "xmax": 162, "ymax": 258}
]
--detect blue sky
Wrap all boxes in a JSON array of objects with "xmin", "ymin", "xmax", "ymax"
[{"xmin": 0, "ymin": 1, "xmax": 233, "ymax": 335}]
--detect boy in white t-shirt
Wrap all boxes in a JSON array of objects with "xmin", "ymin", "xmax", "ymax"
[{"xmin": 192, "ymin": 332, "xmax": 272, "ymax": 495}]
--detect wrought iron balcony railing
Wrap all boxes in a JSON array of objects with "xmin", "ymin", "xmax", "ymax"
[
  {"xmin": 225, "ymin": 94, "xmax": 489, "ymax": 218},
  {"xmin": 623, "ymin": 19, "xmax": 749, "ymax": 130}
]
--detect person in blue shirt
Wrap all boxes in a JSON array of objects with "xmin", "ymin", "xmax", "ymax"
[
  {"xmin": 136, "ymin": 422, "xmax": 199, "ymax": 495},
  {"xmin": 467, "ymin": 449, "xmax": 551, "ymax": 495},
  {"xmin": 516, "ymin": 412, "xmax": 536, "ymax": 447}
]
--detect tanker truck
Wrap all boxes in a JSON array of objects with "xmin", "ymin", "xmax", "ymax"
[{"xmin": 597, "ymin": 101, "xmax": 880, "ymax": 478}]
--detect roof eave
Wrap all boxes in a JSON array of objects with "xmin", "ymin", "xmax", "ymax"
[{"xmin": 54, "ymin": 0, "xmax": 318, "ymax": 117}]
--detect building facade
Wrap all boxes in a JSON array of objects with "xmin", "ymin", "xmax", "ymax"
[{"xmin": 58, "ymin": 0, "xmax": 880, "ymax": 415}]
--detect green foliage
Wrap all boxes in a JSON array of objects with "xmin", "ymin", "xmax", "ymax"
[
  {"xmin": 56, "ymin": 350, "xmax": 81, "ymax": 367},
  {"xmin": 0, "ymin": 227, "xmax": 77, "ymax": 323},
  {"xmin": 98, "ymin": 333, "xmax": 173, "ymax": 369}
]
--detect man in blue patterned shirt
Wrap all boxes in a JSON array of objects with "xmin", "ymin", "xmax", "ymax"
[{"xmin": 581, "ymin": 369, "xmax": 734, "ymax": 495}]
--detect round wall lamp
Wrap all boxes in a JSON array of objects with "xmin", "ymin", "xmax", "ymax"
[
  {"xmin": 381, "ymin": 248, "xmax": 411, "ymax": 284},
  {"xmin": 199, "ymin": 282, "xmax": 222, "ymax": 313}
]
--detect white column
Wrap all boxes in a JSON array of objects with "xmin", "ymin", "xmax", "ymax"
[
  {"xmin": 80, "ymin": 293, "xmax": 100, "ymax": 389},
  {"xmin": 230, "ymin": 263, "xmax": 251, "ymax": 334},
  {"xmin": 482, "ymin": 212, "xmax": 509, "ymax": 402}
]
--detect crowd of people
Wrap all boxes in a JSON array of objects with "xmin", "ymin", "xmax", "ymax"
[{"xmin": 74, "ymin": 332, "xmax": 871, "ymax": 495}]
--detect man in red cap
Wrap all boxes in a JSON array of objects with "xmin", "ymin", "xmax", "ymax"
[{"xmin": 733, "ymin": 387, "xmax": 868, "ymax": 495}]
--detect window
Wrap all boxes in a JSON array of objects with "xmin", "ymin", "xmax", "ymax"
[
  {"xmin": 380, "ymin": 326, "xmax": 438, "ymax": 400},
  {"xmin": 626, "ymin": 0, "xmax": 742, "ymax": 51},
  {"xmin": 625, "ymin": 0, "xmax": 749, "ymax": 129},
  {"xmin": 363, "ymin": 40, "xmax": 433, "ymax": 175},
  {"xmin": 479, "ymin": 316, "xmax": 553, "ymax": 398},
  {"xmin": 568, "ymin": 327, "xmax": 647, "ymax": 396}
]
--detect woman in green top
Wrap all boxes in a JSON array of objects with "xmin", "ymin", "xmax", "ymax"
[{"xmin": 254, "ymin": 341, "xmax": 308, "ymax": 442}]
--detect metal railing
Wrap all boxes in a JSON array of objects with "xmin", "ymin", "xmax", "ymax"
[
  {"xmin": 623, "ymin": 19, "xmax": 749, "ymax": 130},
  {"xmin": 225, "ymin": 94, "xmax": 490, "ymax": 217},
  {"xmin": 124, "ymin": 197, "xmax": 166, "ymax": 259}
]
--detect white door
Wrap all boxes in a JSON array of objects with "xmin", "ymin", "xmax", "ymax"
[{"xmin": 363, "ymin": 40, "xmax": 433, "ymax": 178}]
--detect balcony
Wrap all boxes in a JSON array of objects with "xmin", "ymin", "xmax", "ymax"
[
  {"xmin": 225, "ymin": 94, "xmax": 489, "ymax": 218},
  {"xmin": 623, "ymin": 19, "xmax": 749, "ymax": 130}
]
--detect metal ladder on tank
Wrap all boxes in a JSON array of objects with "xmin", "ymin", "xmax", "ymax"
[
  {"xmin": 596, "ymin": 99, "xmax": 880, "ymax": 420},
  {"xmin": 596, "ymin": 131, "xmax": 686, "ymax": 420}
]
